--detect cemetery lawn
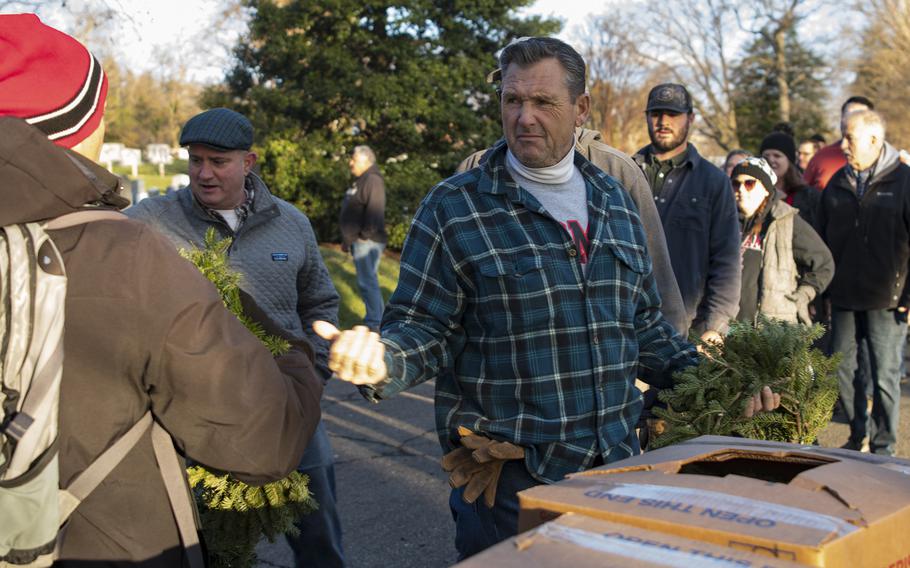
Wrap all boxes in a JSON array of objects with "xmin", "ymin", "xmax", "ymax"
[{"xmin": 320, "ymin": 244, "xmax": 400, "ymax": 329}]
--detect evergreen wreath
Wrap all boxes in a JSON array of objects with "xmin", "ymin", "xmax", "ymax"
[
  {"xmin": 181, "ymin": 228, "xmax": 317, "ymax": 568},
  {"xmin": 651, "ymin": 317, "xmax": 841, "ymax": 449}
]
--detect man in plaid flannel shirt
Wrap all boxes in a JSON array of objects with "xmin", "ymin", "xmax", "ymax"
[{"xmin": 315, "ymin": 37, "xmax": 780, "ymax": 560}]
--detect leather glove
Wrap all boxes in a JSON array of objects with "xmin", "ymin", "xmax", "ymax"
[
  {"xmin": 786, "ymin": 285, "xmax": 816, "ymax": 325},
  {"xmin": 440, "ymin": 426, "xmax": 525, "ymax": 508}
]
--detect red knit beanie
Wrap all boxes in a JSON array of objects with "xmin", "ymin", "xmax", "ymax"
[{"xmin": 0, "ymin": 13, "xmax": 108, "ymax": 148}]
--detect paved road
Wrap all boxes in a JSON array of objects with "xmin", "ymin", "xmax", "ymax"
[
  {"xmin": 256, "ymin": 378, "xmax": 456, "ymax": 568},
  {"xmin": 256, "ymin": 374, "xmax": 910, "ymax": 568}
]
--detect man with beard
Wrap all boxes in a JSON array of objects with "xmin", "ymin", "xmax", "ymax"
[{"xmin": 633, "ymin": 84, "xmax": 741, "ymax": 344}]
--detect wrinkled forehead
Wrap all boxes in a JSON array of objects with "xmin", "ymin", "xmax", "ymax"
[
  {"xmin": 500, "ymin": 58, "xmax": 570, "ymax": 95},
  {"xmin": 843, "ymin": 119, "xmax": 881, "ymax": 139}
]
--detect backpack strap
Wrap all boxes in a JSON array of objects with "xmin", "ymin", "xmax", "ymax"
[
  {"xmin": 2, "ymin": 342, "xmax": 63, "ymax": 444},
  {"xmin": 58, "ymin": 412, "xmax": 153, "ymax": 520},
  {"xmin": 150, "ymin": 421, "xmax": 205, "ymax": 568},
  {"xmin": 45, "ymin": 210, "xmax": 126, "ymax": 231},
  {"xmin": 57, "ymin": 411, "xmax": 204, "ymax": 568}
]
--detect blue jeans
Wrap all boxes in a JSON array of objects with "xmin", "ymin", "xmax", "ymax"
[
  {"xmin": 285, "ymin": 421, "xmax": 345, "ymax": 567},
  {"xmin": 831, "ymin": 308, "xmax": 907, "ymax": 455},
  {"xmin": 351, "ymin": 239, "xmax": 385, "ymax": 329},
  {"xmin": 448, "ymin": 460, "xmax": 541, "ymax": 561}
]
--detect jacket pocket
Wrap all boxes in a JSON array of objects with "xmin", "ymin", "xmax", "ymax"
[
  {"xmin": 473, "ymin": 253, "xmax": 552, "ymax": 334},
  {"xmin": 670, "ymin": 196, "xmax": 708, "ymax": 232}
]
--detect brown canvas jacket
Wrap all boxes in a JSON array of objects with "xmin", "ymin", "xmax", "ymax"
[
  {"xmin": 0, "ymin": 117, "xmax": 323, "ymax": 566},
  {"xmin": 456, "ymin": 128, "xmax": 687, "ymax": 334}
]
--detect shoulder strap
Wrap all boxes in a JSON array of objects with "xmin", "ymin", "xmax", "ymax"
[
  {"xmin": 45, "ymin": 210, "xmax": 126, "ymax": 230},
  {"xmin": 151, "ymin": 421, "xmax": 205, "ymax": 568},
  {"xmin": 57, "ymin": 411, "xmax": 204, "ymax": 568},
  {"xmin": 58, "ymin": 412, "xmax": 153, "ymax": 520}
]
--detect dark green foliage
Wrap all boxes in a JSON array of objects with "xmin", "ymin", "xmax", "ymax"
[
  {"xmin": 203, "ymin": 0, "xmax": 558, "ymax": 245},
  {"xmin": 180, "ymin": 230, "xmax": 315, "ymax": 568},
  {"xmin": 652, "ymin": 318, "xmax": 841, "ymax": 449},
  {"xmin": 732, "ymin": 32, "xmax": 830, "ymax": 151},
  {"xmin": 187, "ymin": 466, "xmax": 317, "ymax": 568}
]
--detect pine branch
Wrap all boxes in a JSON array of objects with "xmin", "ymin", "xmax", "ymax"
[
  {"xmin": 180, "ymin": 229, "xmax": 314, "ymax": 568},
  {"xmin": 653, "ymin": 317, "xmax": 840, "ymax": 448}
]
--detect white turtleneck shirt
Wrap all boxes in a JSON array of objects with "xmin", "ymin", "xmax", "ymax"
[{"xmin": 505, "ymin": 147, "xmax": 590, "ymax": 268}]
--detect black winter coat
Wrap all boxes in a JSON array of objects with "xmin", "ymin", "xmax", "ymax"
[
  {"xmin": 340, "ymin": 165, "xmax": 387, "ymax": 246},
  {"xmin": 633, "ymin": 144, "xmax": 742, "ymax": 333},
  {"xmin": 816, "ymin": 144, "xmax": 910, "ymax": 311}
]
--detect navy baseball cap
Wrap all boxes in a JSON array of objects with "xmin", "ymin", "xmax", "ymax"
[{"xmin": 646, "ymin": 83, "xmax": 693, "ymax": 114}]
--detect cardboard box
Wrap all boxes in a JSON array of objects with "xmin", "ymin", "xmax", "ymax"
[
  {"xmin": 518, "ymin": 436, "xmax": 910, "ymax": 567},
  {"xmin": 455, "ymin": 513, "xmax": 803, "ymax": 567}
]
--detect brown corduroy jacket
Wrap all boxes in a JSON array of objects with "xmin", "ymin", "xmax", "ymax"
[{"xmin": 0, "ymin": 117, "xmax": 324, "ymax": 566}]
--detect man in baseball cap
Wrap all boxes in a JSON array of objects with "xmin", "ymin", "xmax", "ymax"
[
  {"xmin": 633, "ymin": 82, "xmax": 741, "ymax": 346},
  {"xmin": 645, "ymin": 83, "xmax": 694, "ymax": 115},
  {"xmin": 0, "ymin": 14, "xmax": 324, "ymax": 566}
]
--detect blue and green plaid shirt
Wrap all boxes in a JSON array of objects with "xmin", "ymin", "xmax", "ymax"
[{"xmin": 371, "ymin": 140, "xmax": 697, "ymax": 483}]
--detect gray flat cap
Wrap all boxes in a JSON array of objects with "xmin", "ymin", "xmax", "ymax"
[{"xmin": 179, "ymin": 108, "xmax": 253, "ymax": 150}]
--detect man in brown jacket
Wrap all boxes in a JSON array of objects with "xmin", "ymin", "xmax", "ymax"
[{"xmin": 0, "ymin": 14, "xmax": 323, "ymax": 566}]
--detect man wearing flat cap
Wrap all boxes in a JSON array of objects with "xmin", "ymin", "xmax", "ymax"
[
  {"xmin": 127, "ymin": 108, "xmax": 345, "ymax": 567},
  {"xmin": 633, "ymin": 83, "xmax": 741, "ymax": 346},
  {"xmin": 0, "ymin": 15, "xmax": 323, "ymax": 566}
]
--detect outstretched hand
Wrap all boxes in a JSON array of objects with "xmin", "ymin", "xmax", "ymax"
[
  {"xmin": 743, "ymin": 385, "xmax": 781, "ymax": 418},
  {"xmin": 313, "ymin": 321, "xmax": 388, "ymax": 385}
]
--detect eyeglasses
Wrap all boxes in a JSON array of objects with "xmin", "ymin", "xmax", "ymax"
[{"xmin": 732, "ymin": 178, "xmax": 758, "ymax": 191}]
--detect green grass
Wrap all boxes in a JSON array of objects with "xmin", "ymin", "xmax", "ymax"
[{"xmin": 320, "ymin": 245, "xmax": 400, "ymax": 329}]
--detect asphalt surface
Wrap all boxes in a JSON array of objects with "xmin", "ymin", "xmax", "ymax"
[
  {"xmin": 256, "ymin": 372, "xmax": 910, "ymax": 568},
  {"xmin": 255, "ymin": 378, "xmax": 457, "ymax": 568}
]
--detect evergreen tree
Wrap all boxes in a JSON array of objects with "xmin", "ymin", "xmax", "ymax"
[
  {"xmin": 731, "ymin": 31, "xmax": 830, "ymax": 152},
  {"xmin": 204, "ymin": 0, "xmax": 558, "ymax": 244}
]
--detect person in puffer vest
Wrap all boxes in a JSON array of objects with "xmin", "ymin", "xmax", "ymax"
[{"xmin": 730, "ymin": 156, "xmax": 833, "ymax": 326}]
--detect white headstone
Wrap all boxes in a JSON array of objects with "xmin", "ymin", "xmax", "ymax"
[
  {"xmin": 170, "ymin": 174, "xmax": 190, "ymax": 189},
  {"xmin": 121, "ymin": 148, "xmax": 142, "ymax": 178},
  {"xmin": 145, "ymin": 144, "xmax": 173, "ymax": 165},
  {"xmin": 99, "ymin": 143, "xmax": 124, "ymax": 166}
]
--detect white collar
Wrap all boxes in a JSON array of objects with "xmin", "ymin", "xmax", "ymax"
[{"xmin": 506, "ymin": 144, "xmax": 576, "ymax": 185}]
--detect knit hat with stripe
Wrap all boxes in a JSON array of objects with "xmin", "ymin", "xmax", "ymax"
[{"xmin": 0, "ymin": 14, "xmax": 108, "ymax": 148}]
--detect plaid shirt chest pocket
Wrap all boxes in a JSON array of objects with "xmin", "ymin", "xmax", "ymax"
[
  {"xmin": 471, "ymin": 253, "xmax": 554, "ymax": 334},
  {"xmin": 594, "ymin": 239, "xmax": 650, "ymax": 323}
]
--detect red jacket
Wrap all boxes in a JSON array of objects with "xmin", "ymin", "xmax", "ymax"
[{"xmin": 803, "ymin": 142, "xmax": 846, "ymax": 190}]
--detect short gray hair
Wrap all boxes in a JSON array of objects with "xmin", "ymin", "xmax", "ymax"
[
  {"xmin": 498, "ymin": 37, "xmax": 586, "ymax": 100},
  {"xmin": 352, "ymin": 145, "xmax": 376, "ymax": 165},
  {"xmin": 844, "ymin": 109, "xmax": 886, "ymax": 138}
]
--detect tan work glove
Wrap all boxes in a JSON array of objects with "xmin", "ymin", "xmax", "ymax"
[{"xmin": 440, "ymin": 426, "xmax": 525, "ymax": 508}]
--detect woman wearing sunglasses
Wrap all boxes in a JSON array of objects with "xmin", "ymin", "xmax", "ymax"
[{"xmin": 731, "ymin": 157, "xmax": 834, "ymax": 325}]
